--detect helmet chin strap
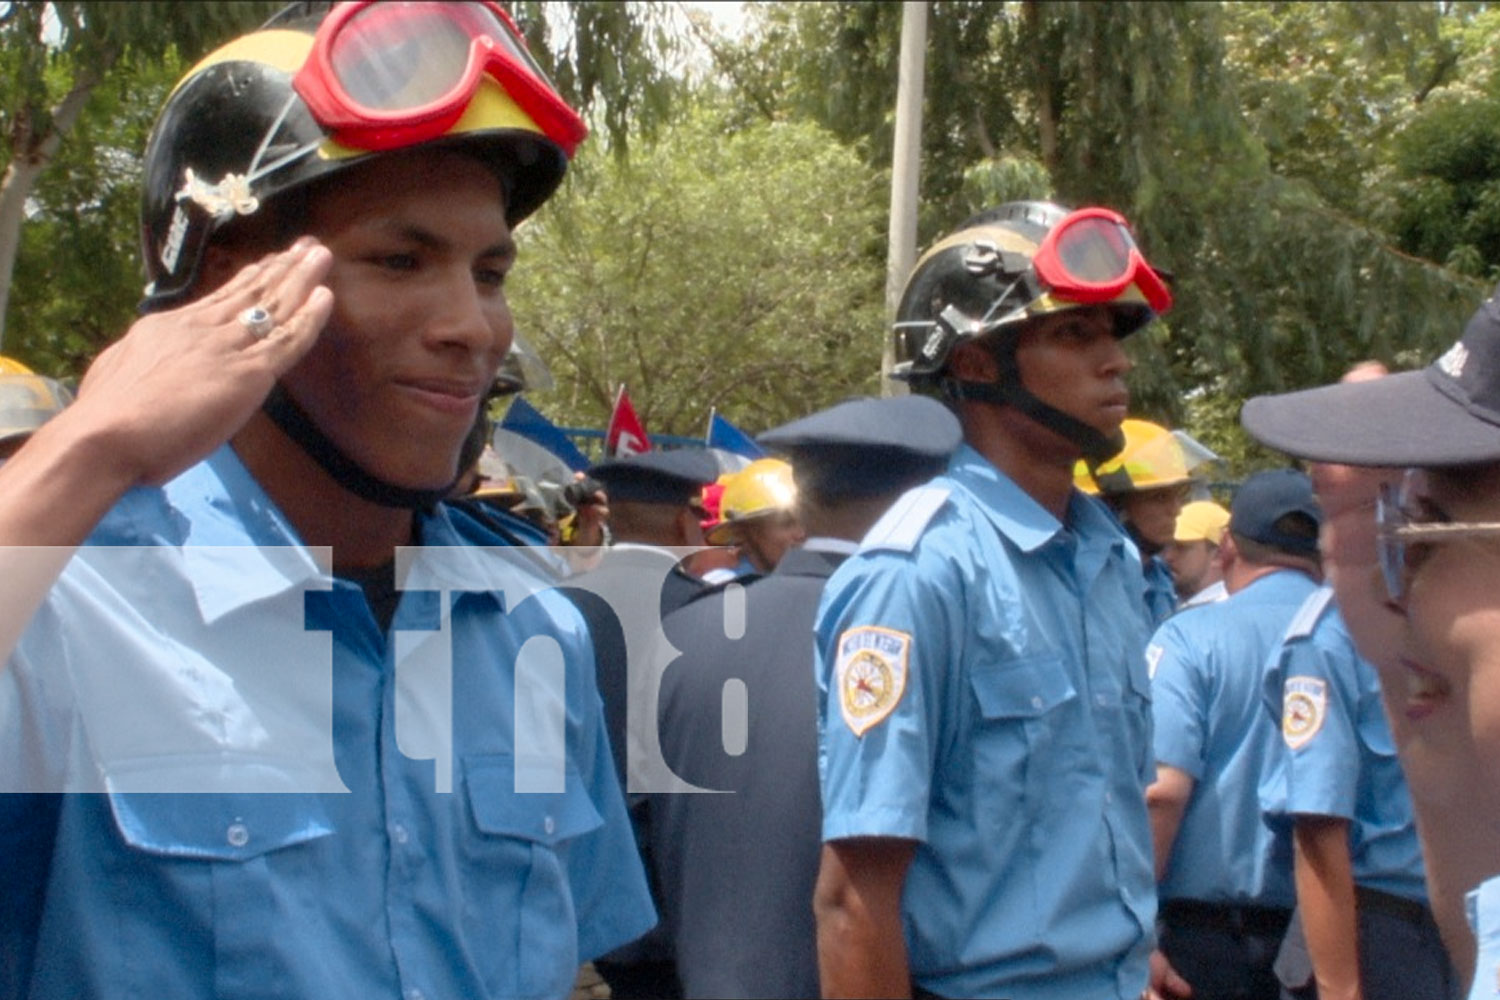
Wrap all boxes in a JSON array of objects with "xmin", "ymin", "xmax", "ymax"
[
  {"xmin": 262, "ymin": 384, "xmax": 458, "ymax": 510},
  {"xmin": 939, "ymin": 340, "xmax": 1125, "ymax": 467}
]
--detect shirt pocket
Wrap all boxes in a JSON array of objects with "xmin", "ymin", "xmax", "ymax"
[
  {"xmin": 105, "ymin": 791, "xmax": 337, "ymax": 996},
  {"xmin": 969, "ymin": 653, "xmax": 1082, "ymax": 794},
  {"xmin": 462, "ymin": 752, "xmax": 604, "ymax": 1000}
]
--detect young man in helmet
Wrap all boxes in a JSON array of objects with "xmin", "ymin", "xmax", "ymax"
[
  {"xmin": 0, "ymin": 6, "xmax": 652, "ymax": 999},
  {"xmin": 1079, "ymin": 418, "xmax": 1216, "ymax": 624},
  {"xmin": 813, "ymin": 202, "xmax": 1183, "ymax": 999}
]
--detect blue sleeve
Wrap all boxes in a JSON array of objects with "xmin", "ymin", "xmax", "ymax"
[
  {"xmin": 1277, "ymin": 633, "xmax": 1360, "ymax": 821},
  {"xmin": 816, "ymin": 546, "xmax": 960, "ymax": 845},
  {"xmin": 1149, "ymin": 618, "xmax": 1208, "ymax": 780}
]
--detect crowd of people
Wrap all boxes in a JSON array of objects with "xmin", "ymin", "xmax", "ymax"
[{"xmin": 0, "ymin": 4, "xmax": 1498, "ymax": 1000}]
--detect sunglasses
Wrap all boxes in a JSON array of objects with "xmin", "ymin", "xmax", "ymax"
[{"xmin": 1376, "ymin": 469, "xmax": 1500, "ymax": 603}]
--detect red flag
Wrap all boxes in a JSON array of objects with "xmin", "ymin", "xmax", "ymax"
[{"xmin": 606, "ymin": 385, "xmax": 651, "ymax": 457}]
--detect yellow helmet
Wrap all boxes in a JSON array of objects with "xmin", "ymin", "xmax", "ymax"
[
  {"xmin": 1074, "ymin": 419, "xmax": 1215, "ymax": 496},
  {"xmin": 1174, "ymin": 500, "xmax": 1231, "ymax": 544},
  {"xmin": 705, "ymin": 458, "xmax": 797, "ymax": 544},
  {"xmin": 0, "ymin": 372, "xmax": 72, "ymax": 445}
]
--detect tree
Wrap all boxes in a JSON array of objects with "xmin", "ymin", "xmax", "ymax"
[
  {"xmin": 712, "ymin": 1, "xmax": 1489, "ymax": 442},
  {"xmin": 0, "ymin": 2, "xmax": 281, "ymax": 351},
  {"xmin": 505, "ymin": 99, "xmax": 885, "ymax": 434}
]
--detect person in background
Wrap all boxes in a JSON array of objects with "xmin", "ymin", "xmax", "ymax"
[
  {"xmin": 703, "ymin": 457, "xmax": 805, "ymax": 578},
  {"xmin": 1147, "ymin": 469, "xmax": 1323, "ymax": 999},
  {"xmin": 1078, "ymin": 418, "xmax": 1216, "ymax": 624},
  {"xmin": 1166, "ymin": 499, "xmax": 1231, "ymax": 606},
  {"xmin": 1241, "ymin": 291, "xmax": 1500, "ymax": 995},
  {"xmin": 651, "ymin": 395, "xmax": 960, "ymax": 999},
  {"xmin": 814, "ymin": 201, "xmax": 1178, "ymax": 1000}
]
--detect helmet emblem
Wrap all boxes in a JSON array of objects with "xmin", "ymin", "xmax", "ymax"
[
  {"xmin": 177, "ymin": 168, "xmax": 260, "ymax": 221},
  {"xmin": 1438, "ymin": 341, "xmax": 1469, "ymax": 379},
  {"xmin": 920, "ymin": 326, "xmax": 948, "ymax": 361},
  {"xmin": 962, "ymin": 239, "xmax": 1002, "ymax": 277},
  {"xmin": 159, "ymin": 205, "xmax": 190, "ymax": 273}
]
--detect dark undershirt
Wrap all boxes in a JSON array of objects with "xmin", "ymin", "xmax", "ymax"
[{"xmin": 335, "ymin": 520, "xmax": 420, "ymax": 633}]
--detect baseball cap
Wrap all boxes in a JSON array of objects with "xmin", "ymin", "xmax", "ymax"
[
  {"xmin": 1228, "ymin": 469, "xmax": 1322, "ymax": 558},
  {"xmin": 1241, "ymin": 283, "xmax": 1500, "ymax": 467},
  {"xmin": 1174, "ymin": 500, "xmax": 1230, "ymax": 544}
]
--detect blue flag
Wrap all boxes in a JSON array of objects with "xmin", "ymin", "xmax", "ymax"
[
  {"xmin": 500, "ymin": 396, "xmax": 591, "ymax": 472},
  {"xmin": 705, "ymin": 410, "xmax": 765, "ymax": 459}
]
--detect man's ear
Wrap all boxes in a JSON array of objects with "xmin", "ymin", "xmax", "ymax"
[{"xmin": 948, "ymin": 339, "xmax": 999, "ymax": 382}]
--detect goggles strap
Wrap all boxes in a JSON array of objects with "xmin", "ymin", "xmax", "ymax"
[
  {"xmin": 939, "ymin": 339, "xmax": 1124, "ymax": 466},
  {"xmin": 262, "ymin": 384, "xmax": 456, "ymax": 511}
]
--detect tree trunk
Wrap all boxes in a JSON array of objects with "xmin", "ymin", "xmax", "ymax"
[
  {"xmin": 1024, "ymin": 1, "xmax": 1058, "ymax": 175},
  {"xmin": 0, "ymin": 75, "xmax": 102, "ymax": 352}
]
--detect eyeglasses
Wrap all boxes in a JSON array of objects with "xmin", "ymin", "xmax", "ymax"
[
  {"xmin": 1032, "ymin": 207, "xmax": 1173, "ymax": 314},
  {"xmin": 1376, "ymin": 470, "xmax": 1500, "ymax": 603},
  {"xmin": 293, "ymin": 1, "xmax": 587, "ymax": 156}
]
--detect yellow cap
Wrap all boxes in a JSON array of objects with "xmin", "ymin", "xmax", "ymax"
[{"xmin": 1174, "ymin": 500, "xmax": 1231, "ymax": 544}]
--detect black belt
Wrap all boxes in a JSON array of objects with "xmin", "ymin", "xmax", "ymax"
[
  {"xmin": 1355, "ymin": 884, "xmax": 1433, "ymax": 926},
  {"xmin": 1160, "ymin": 898, "xmax": 1293, "ymax": 936}
]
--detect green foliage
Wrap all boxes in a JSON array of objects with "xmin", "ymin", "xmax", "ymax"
[{"xmin": 506, "ymin": 101, "xmax": 885, "ymax": 435}]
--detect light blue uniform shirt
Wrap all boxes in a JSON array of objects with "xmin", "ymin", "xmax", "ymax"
[
  {"xmin": 1467, "ymin": 876, "xmax": 1500, "ymax": 1000},
  {"xmin": 0, "ymin": 446, "xmax": 654, "ymax": 999},
  {"xmin": 816, "ymin": 444, "xmax": 1156, "ymax": 1000},
  {"xmin": 1149, "ymin": 570, "xmax": 1315, "ymax": 908},
  {"xmin": 1260, "ymin": 586, "xmax": 1427, "ymax": 902}
]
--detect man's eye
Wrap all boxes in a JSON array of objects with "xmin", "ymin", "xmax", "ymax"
[
  {"xmin": 378, "ymin": 254, "xmax": 417, "ymax": 271},
  {"xmin": 475, "ymin": 267, "xmax": 508, "ymax": 288}
]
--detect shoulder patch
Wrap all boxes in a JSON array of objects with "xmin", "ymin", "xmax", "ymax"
[
  {"xmin": 1284, "ymin": 586, "xmax": 1336, "ymax": 643},
  {"xmin": 836, "ymin": 626, "xmax": 911, "ymax": 736},
  {"xmin": 860, "ymin": 485, "xmax": 951, "ymax": 553},
  {"xmin": 1282, "ymin": 675, "xmax": 1328, "ymax": 749}
]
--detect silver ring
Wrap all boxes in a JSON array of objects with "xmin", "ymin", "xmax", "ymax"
[{"xmin": 238, "ymin": 305, "xmax": 275, "ymax": 339}]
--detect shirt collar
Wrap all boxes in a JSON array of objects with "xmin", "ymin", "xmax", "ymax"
[{"xmin": 167, "ymin": 446, "xmax": 332, "ymax": 625}]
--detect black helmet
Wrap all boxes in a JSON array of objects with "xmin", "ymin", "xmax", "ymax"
[
  {"xmin": 140, "ymin": 2, "xmax": 584, "ymax": 311},
  {"xmin": 893, "ymin": 201, "xmax": 1167, "ymax": 463}
]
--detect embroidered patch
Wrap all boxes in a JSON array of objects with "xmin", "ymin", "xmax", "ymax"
[
  {"xmin": 1282, "ymin": 676, "xmax": 1328, "ymax": 750},
  {"xmin": 1145, "ymin": 643, "xmax": 1165, "ymax": 679},
  {"xmin": 836, "ymin": 626, "xmax": 910, "ymax": 737},
  {"xmin": 1438, "ymin": 341, "xmax": 1470, "ymax": 379}
]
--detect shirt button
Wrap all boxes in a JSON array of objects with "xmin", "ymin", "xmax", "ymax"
[
  {"xmin": 226, "ymin": 822, "xmax": 249, "ymax": 848},
  {"xmin": 1106, "ymin": 792, "xmax": 1114, "ymax": 804},
  {"xmin": 1030, "ymin": 696, "xmax": 1044, "ymax": 710},
  {"xmin": 1095, "ymin": 693, "xmax": 1109, "ymax": 707},
  {"xmin": 543, "ymin": 815, "xmax": 556, "ymax": 836},
  {"xmin": 392, "ymin": 824, "xmax": 410, "ymax": 845},
  {"xmin": 405, "ymin": 989, "xmax": 426, "ymax": 1000}
]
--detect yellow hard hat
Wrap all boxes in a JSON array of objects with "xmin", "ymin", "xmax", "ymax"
[
  {"xmin": 1074, "ymin": 419, "xmax": 1217, "ymax": 495},
  {"xmin": 1174, "ymin": 500, "xmax": 1231, "ymax": 544},
  {"xmin": 0, "ymin": 372, "xmax": 72, "ymax": 445},
  {"xmin": 705, "ymin": 458, "xmax": 797, "ymax": 544}
]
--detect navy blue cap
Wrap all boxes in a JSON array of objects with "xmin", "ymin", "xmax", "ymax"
[
  {"xmin": 758, "ymin": 396, "xmax": 962, "ymax": 499},
  {"xmin": 1242, "ymin": 283, "xmax": 1500, "ymax": 467},
  {"xmin": 589, "ymin": 449, "xmax": 718, "ymax": 505},
  {"xmin": 1229, "ymin": 468, "xmax": 1322, "ymax": 558}
]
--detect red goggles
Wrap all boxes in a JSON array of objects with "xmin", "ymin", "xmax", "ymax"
[
  {"xmin": 1032, "ymin": 207, "xmax": 1173, "ymax": 314},
  {"xmin": 292, "ymin": 1, "xmax": 587, "ymax": 156}
]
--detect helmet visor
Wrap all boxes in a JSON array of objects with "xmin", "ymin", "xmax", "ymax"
[
  {"xmin": 294, "ymin": 1, "xmax": 586, "ymax": 155},
  {"xmin": 1034, "ymin": 208, "xmax": 1172, "ymax": 313}
]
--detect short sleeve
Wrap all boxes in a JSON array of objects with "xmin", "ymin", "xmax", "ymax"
[
  {"xmin": 1149, "ymin": 618, "xmax": 1209, "ymax": 780},
  {"xmin": 1274, "ymin": 633, "xmax": 1360, "ymax": 821},
  {"xmin": 815, "ymin": 547, "xmax": 960, "ymax": 845}
]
